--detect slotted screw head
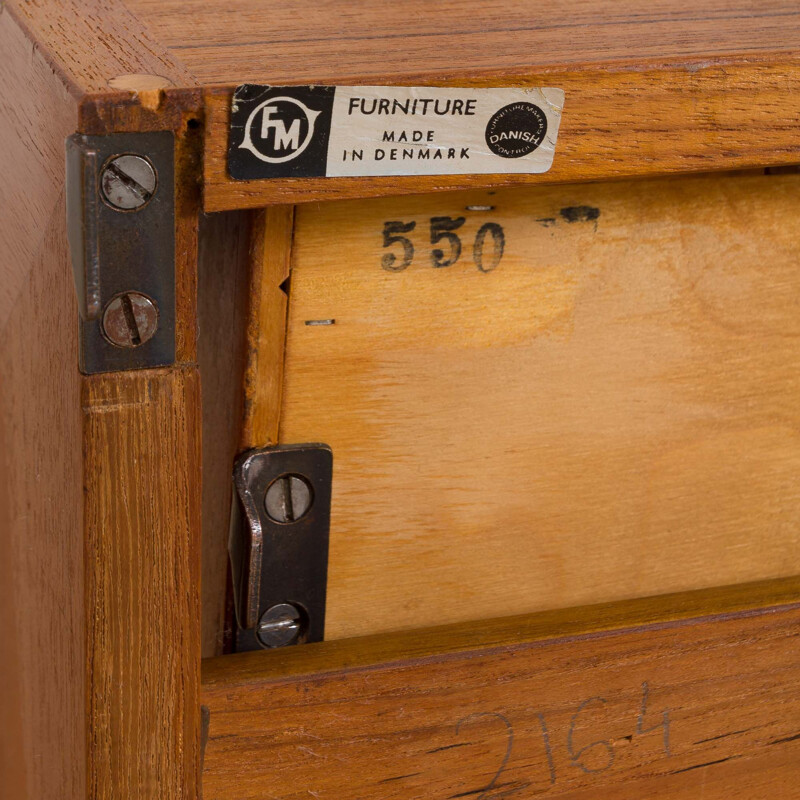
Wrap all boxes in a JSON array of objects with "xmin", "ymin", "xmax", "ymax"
[
  {"xmin": 102, "ymin": 292, "xmax": 159, "ymax": 348},
  {"xmin": 264, "ymin": 474, "xmax": 313, "ymax": 522},
  {"xmin": 100, "ymin": 154, "xmax": 157, "ymax": 210},
  {"xmin": 257, "ymin": 603, "xmax": 304, "ymax": 648}
]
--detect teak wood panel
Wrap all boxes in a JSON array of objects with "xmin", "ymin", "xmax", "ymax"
[
  {"xmin": 267, "ymin": 173, "xmax": 800, "ymax": 640},
  {"xmin": 83, "ymin": 367, "xmax": 202, "ymax": 800},
  {"xmin": 5, "ymin": 0, "xmax": 194, "ymax": 97},
  {"xmin": 76, "ymin": 84, "xmax": 204, "ymax": 799},
  {"xmin": 10, "ymin": 0, "xmax": 800, "ymax": 209},
  {"xmin": 201, "ymin": 578, "xmax": 800, "ymax": 800},
  {"xmin": 202, "ymin": 58, "xmax": 800, "ymax": 210},
  {"xmin": 198, "ymin": 209, "xmax": 252, "ymax": 657},
  {"xmin": 126, "ymin": 0, "xmax": 800, "ymax": 85},
  {"xmin": 0, "ymin": 8, "xmax": 84, "ymax": 800},
  {"xmin": 3, "ymin": 8, "xmax": 207, "ymax": 799}
]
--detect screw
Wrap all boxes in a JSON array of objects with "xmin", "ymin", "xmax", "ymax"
[
  {"xmin": 264, "ymin": 474, "xmax": 313, "ymax": 522},
  {"xmin": 101, "ymin": 292, "xmax": 159, "ymax": 347},
  {"xmin": 256, "ymin": 603, "xmax": 304, "ymax": 648},
  {"xmin": 100, "ymin": 154, "xmax": 157, "ymax": 210}
]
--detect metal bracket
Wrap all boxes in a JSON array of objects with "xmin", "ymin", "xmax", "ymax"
[
  {"xmin": 229, "ymin": 444, "xmax": 333, "ymax": 652},
  {"xmin": 66, "ymin": 131, "xmax": 175, "ymax": 374}
]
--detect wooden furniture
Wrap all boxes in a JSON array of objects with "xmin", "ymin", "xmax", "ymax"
[{"xmin": 2, "ymin": 2, "xmax": 800, "ymax": 799}]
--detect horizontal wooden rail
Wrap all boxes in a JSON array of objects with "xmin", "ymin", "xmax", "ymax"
[
  {"xmin": 203, "ymin": 56, "xmax": 800, "ymax": 210},
  {"xmin": 202, "ymin": 577, "xmax": 800, "ymax": 799}
]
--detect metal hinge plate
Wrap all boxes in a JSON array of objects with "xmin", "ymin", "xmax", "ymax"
[
  {"xmin": 65, "ymin": 131, "xmax": 176, "ymax": 374},
  {"xmin": 229, "ymin": 444, "xmax": 333, "ymax": 652}
]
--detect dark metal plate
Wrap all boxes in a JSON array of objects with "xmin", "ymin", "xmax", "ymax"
[
  {"xmin": 229, "ymin": 444, "xmax": 333, "ymax": 652},
  {"xmin": 66, "ymin": 131, "xmax": 175, "ymax": 373}
]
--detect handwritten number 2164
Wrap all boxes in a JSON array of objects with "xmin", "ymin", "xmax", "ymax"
[
  {"xmin": 381, "ymin": 217, "xmax": 505, "ymax": 272},
  {"xmin": 454, "ymin": 682, "xmax": 670, "ymax": 797}
]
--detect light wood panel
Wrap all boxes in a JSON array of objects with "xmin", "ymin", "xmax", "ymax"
[
  {"xmin": 83, "ymin": 367, "xmax": 202, "ymax": 800},
  {"xmin": 241, "ymin": 206, "xmax": 294, "ymax": 448},
  {"xmin": 202, "ymin": 58, "xmax": 800, "ymax": 209},
  {"xmin": 0, "ymin": 9, "xmax": 84, "ymax": 800},
  {"xmin": 202, "ymin": 577, "xmax": 800, "ymax": 800},
  {"xmin": 272, "ymin": 172, "xmax": 800, "ymax": 640}
]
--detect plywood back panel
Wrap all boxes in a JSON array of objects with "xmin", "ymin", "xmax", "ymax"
[{"xmin": 271, "ymin": 173, "xmax": 800, "ymax": 639}]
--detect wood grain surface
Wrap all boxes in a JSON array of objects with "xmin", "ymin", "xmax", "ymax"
[
  {"xmin": 0, "ymin": 9, "xmax": 85, "ymax": 800},
  {"xmin": 74, "ymin": 52, "xmax": 205, "ymax": 800},
  {"xmin": 3, "ymin": 8, "xmax": 207, "ymax": 799},
  {"xmin": 127, "ymin": 0, "xmax": 800, "ymax": 85},
  {"xmin": 6, "ymin": 6, "xmax": 800, "ymax": 800},
  {"xmin": 203, "ymin": 57, "xmax": 800, "ymax": 209},
  {"xmin": 198, "ymin": 210, "xmax": 252, "ymax": 657},
  {"xmin": 12, "ymin": 0, "xmax": 800, "ymax": 209},
  {"xmin": 5, "ymin": 0, "xmax": 195, "ymax": 96},
  {"xmin": 12, "ymin": 0, "xmax": 800, "ymax": 94},
  {"xmin": 241, "ymin": 206, "xmax": 294, "ymax": 449},
  {"xmin": 202, "ymin": 577, "xmax": 800, "ymax": 800},
  {"xmin": 271, "ymin": 172, "xmax": 800, "ymax": 640},
  {"xmin": 83, "ymin": 367, "xmax": 202, "ymax": 800}
]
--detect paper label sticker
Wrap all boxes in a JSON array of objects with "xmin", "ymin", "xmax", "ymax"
[{"xmin": 228, "ymin": 85, "xmax": 565, "ymax": 180}]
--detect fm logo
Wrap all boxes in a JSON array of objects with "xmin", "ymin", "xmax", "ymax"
[{"xmin": 239, "ymin": 96, "xmax": 321, "ymax": 163}]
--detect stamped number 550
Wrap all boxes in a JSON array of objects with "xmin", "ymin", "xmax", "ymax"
[{"xmin": 381, "ymin": 216, "xmax": 505, "ymax": 273}]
